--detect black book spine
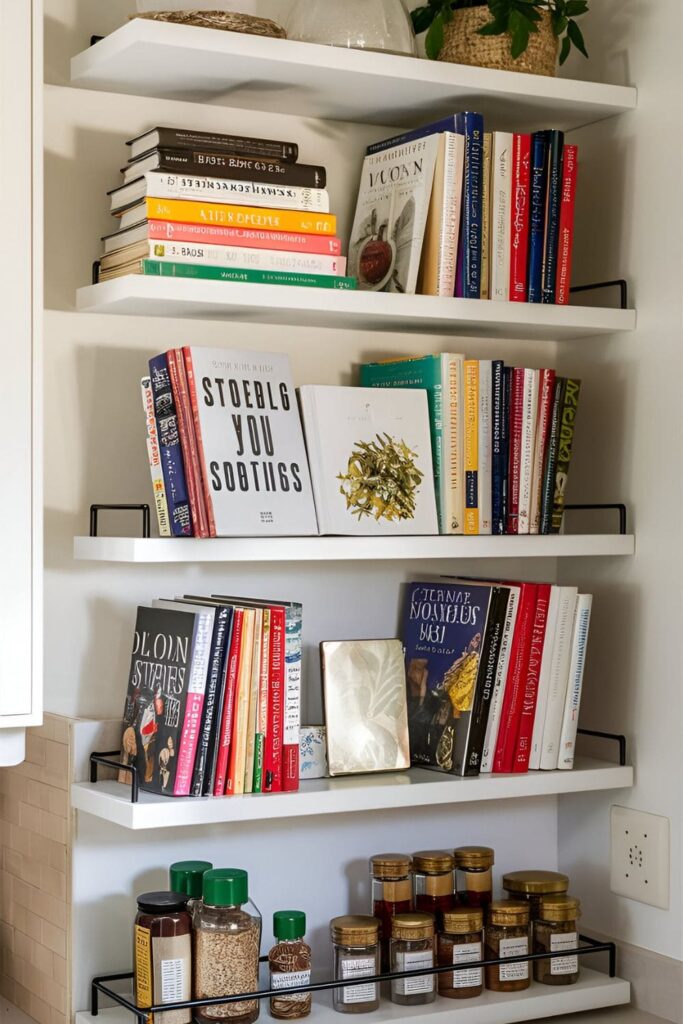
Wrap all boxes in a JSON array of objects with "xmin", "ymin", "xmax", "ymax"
[
  {"xmin": 190, "ymin": 606, "xmax": 230, "ymax": 797},
  {"xmin": 204, "ymin": 609, "xmax": 234, "ymax": 796},
  {"xmin": 460, "ymin": 587, "xmax": 509, "ymax": 776},
  {"xmin": 541, "ymin": 130, "xmax": 565, "ymax": 304},
  {"xmin": 539, "ymin": 377, "xmax": 566, "ymax": 534},
  {"xmin": 152, "ymin": 128, "xmax": 298, "ymax": 163},
  {"xmin": 134, "ymin": 149, "xmax": 326, "ymax": 188}
]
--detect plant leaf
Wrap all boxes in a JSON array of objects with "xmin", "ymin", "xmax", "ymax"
[
  {"xmin": 442, "ymin": 4, "xmax": 453, "ymax": 23},
  {"xmin": 509, "ymin": 8, "xmax": 531, "ymax": 57},
  {"xmin": 559, "ymin": 34, "xmax": 571, "ymax": 64},
  {"xmin": 411, "ymin": 5, "xmax": 435, "ymax": 34},
  {"xmin": 478, "ymin": 17, "xmax": 508, "ymax": 35},
  {"xmin": 567, "ymin": 17, "xmax": 589, "ymax": 57},
  {"xmin": 566, "ymin": 0, "xmax": 589, "ymax": 14},
  {"xmin": 551, "ymin": 12, "xmax": 568, "ymax": 36},
  {"xmin": 425, "ymin": 12, "xmax": 445, "ymax": 59}
]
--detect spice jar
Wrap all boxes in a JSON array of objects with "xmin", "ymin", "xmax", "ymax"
[
  {"xmin": 193, "ymin": 868, "xmax": 261, "ymax": 1024},
  {"xmin": 454, "ymin": 847, "xmax": 494, "ymax": 909},
  {"xmin": 268, "ymin": 910, "xmax": 312, "ymax": 1019},
  {"xmin": 169, "ymin": 861, "xmax": 213, "ymax": 913},
  {"xmin": 134, "ymin": 891, "xmax": 192, "ymax": 1024},
  {"xmin": 389, "ymin": 913, "xmax": 436, "ymax": 1006},
  {"xmin": 330, "ymin": 916, "xmax": 380, "ymax": 1014},
  {"xmin": 369, "ymin": 853, "xmax": 412, "ymax": 971},
  {"xmin": 485, "ymin": 900, "xmax": 530, "ymax": 993},
  {"xmin": 412, "ymin": 850, "xmax": 456, "ymax": 927},
  {"xmin": 534, "ymin": 895, "xmax": 581, "ymax": 986},
  {"xmin": 437, "ymin": 908, "xmax": 484, "ymax": 1000},
  {"xmin": 502, "ymin": 870, "xmax": 569, "ymax": 921}
]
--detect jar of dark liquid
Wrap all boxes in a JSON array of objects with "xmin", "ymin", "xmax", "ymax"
[
  {"xmin": 412, "ymin": 850, "xmax": 455, "ymax": 928},
  {"xmin": 437, "ymin": 908, "xmax": 484, "ymax": 1000},
  {"xmin": 534, "ymin": 895, "xmax": 581, "ymax": 986},
  {"xmin": 369, "ymin": 853, "xmax": 412, "ymax": 971},
  {"xmin": 485, "ymin": 900, "xmax": 530, "ymax": 993},
  {"xmin": 134, "ymin": 891, "xmax": 192, "ymax": 1024},
  {"xmin": 453, "ymin": 847, "xmax": 494, "ymax": 910},
  {"xmin": 502, "ymin": 870, "xmax": 569, "ymax": 921}
]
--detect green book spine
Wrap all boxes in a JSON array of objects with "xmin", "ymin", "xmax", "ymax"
[
  {"xmin": 142, "ymin": 259, "xmax": 357, "ymax": 290},
  {"xmin": 550, "ymin": 377, "xmax": 581, "ymax": 533},
  {"xmin": 253, "ymin": 735, "xmax": 263, "ymax": 793},
  {"xmin": 359, "ymin": 355, "xmax": 444, "ymax": 532}
]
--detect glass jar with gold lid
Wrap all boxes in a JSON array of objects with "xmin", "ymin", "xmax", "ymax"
[
  {"xmin": 485, "ymin": 900, "xmax": 530, "ymax": 993},
  {"xmin": 412, "ymin": 850, "xmax": 455, "ymax": 927},
  {"xmin": 389, "ymin": 913, "xmax": 436, "ymax": 1006},
  {"xmin": 454, "ymin": 846, "xmax": 494, "ymax": 910},
  {"xmin": 502, "ymin": 870, "xmax": 569, "ymax": 920},
  {"xmin": 330, "ymin": 915, "xmax": 380, "ymax": 1014},
  {"xmin": 437, "ymin": 907, "xmax": 484, "ymax": 999},
  {"xmin": 534, "ymin": 895, "xmax": 581, "ymax": 986},
  {"xmin": 369, "ymin": 854, "xmax": 412, "ymax": 971}
]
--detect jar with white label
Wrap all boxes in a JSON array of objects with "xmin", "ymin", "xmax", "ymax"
[
  {"xmin": 331, "ymin": 916, "xmax": 380, "ymax": 1014},
  {"xmin": 268, "ymin": 911, "xmax": 312, "ymax": 1018},
  {"xmin": 389, "ymin": 913, "xmax": 436, "ymax": 1006},
  {"xmin": 533, "ymin": 895, "xmax": 581, "ymax": 986},
  {"xmin": 485, "ymin": 901, "xmax": 530, "ymax": 993},
  {"xmin": 134, "ymin": 891, "xmax": 192, "ymax": 1024},
  {"xmin": 437, "ymin": 908, "xmax": 484, "ymax": 999}
]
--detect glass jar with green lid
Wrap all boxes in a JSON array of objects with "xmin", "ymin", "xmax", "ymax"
[
  {"xmin": 268, "ymin": 910, "xmax": 312, "ymax": 1019},
  {"xmin": 485, "ymin": 900, "xmax": 530, "ymax": 993},
  {"xmin": 534, "ymin": 895, "xmax": 581, "ymax": 986},
  {"xmin": 502, "ymin": 870, "xmax": 569, "ymax": 920},
  {"xmin": 330, "ymin": 915, "xmax": 380, "ymax": 1014},
  {"xmin": 389, "ymin": 912, "xmax": 436, "ymax": 1006},
  {"xmin": 170, "ymin": 860, "xmax": 213, "ymax": 912}
]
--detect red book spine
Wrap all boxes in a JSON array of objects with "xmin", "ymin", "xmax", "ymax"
[
  {"xmin": 213, "ymin": 609, "xmax": 244, "ymax": 796},
  {"xmin": 263, "ymin": 606, "xmax": 285, "ymax": 793},
  {"xmin": 493, "ymin": 583, "xmax": 538, "ymax": 773},
  {"xmin": 511, "ymin": 583, "xmax": 551, "ymax": 772},
  {"xmin": 182, "ymin": 347, "xmax": 216, "ymax": 537},
  {"xmin": 506, "ymin": 368, "xmax": 525, "ymax": 534},
  {"xmin": 166, "ymin": 350, "xmax": 209, "ymax": 538},
  {"xmin": 509, "ymin": 134, "xmax": 531, "ymax": 302},
  {"xmin": 147, "ymin": 220, "xmax": 344, "ymax": 256},
  {"xmin": 555, "ymin": 145, "xmax": 578, "ymax": 305}
]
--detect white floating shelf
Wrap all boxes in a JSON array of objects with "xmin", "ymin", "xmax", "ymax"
[
  {"xmin": 73, "ymin": 534, "xmax": 635, "ymax": 564},
  {"xmin": 72, "ymin": 758, "xmax": 632, "ymax": 830},
  {"xmin": 70, "ymin": 19, "xmax": 637, "ymax": 131},
  {"xmin": 75, "ymin": 278, "xmax": 635, "ymax": 339}
]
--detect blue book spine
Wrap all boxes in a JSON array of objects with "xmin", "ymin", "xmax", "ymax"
[
  {"xmin": 366, "ymin": 116, "xmax": 459, "ymax": 155},
  {"xmin": 501, "ymin": 366, "xmax": 512, "ymax": 533},
  {"xmin": 455, "ymin": 112, "xmax": 484, "ymax": 299},
  {"xmin": 148, "ymin": 354, "xmax": 193, "ymax": 537},
  {"xmin": 491, "ymin": 360, "xmax": 505, "ymax": 535},
  {"xmin": 527, "ymin": 131, "xmax": 549, "ymax": 303},
  {"xmin": 541, "ymin": 130, "xmax": 565, "ymax": 304}
]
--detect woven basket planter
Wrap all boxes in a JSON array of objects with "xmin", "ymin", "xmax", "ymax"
[
  {"xmin": 133, "ymin": 10, "xmax": 287, "ymax": 38},
  {"xmin": 439, "ymin": 6, "xmax": 558, "ymax": 77}
]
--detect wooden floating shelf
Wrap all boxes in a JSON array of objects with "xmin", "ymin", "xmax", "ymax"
[
  {"xmin": 71, "ymin": 758, "xmax": 632, "ymax": 830},
  {"xmin": 75, "ymin": 278, "xmax": 636, "ymax": 339},
  {"xmin": 70, "ymin": 19, "xmax": 637, "ymax": 131}
]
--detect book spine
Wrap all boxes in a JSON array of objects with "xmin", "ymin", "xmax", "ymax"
[
  {"xmin": 550, "ymin": 378, "xmax": 582, "ymax": 532},
  {"xmin": 191, "ymin": 606, "xmax": 229, "ymax": 796},
  {"xmin": 365, "ymin": 115, "xmax": 459, "ymax": 155},
  {"xmin": 540, "ymin": 377, "xmax": 566, "ymax": 535},
  {"xmin": 145, "ymin": 197, "xmax": 337, "ymax": 235},
  {"xmin": 456, "ymin": 112, "xmax": 484, "ymax": 299},
  {"xmin": 227, "ymin": 609, "xmax": 255, "ymax": 796},
  {"xmin": 134, "ymin": 172, "xmax": 330, "ymax": 213},
  {"xmin": 529, "ymin": 586, "xmax": 562, "ymax": 771},
  {"xmin": 149, "ymin": 241, "xmax": 347, "ymax": 276},
  {"xmin": 204, "ymin": 609, "xmax": 234, "ymax": 795},
  {"xmin": 501, "ymin": 367, "xmax": 511, "ymax": 531},
  {"xmin": 182, "ymin": 348, "xmax": 216, "ymax": 538},
  {"xmin": 439, "ymin": 133, "xmax": 464, "ymax": 296},
  {"xmin": 509, "ymin": 133, "xmax": 531, "ymax": 302},
  {"xmin": 253, "ymin": 608, "xmax": 271, "ymax": 793},
  {"xmin": 480, "ymin": 587, "xmax": 519, "ymax": 772},
  {"xmin": 478, "ymin": 360, "xmax": 492, "ymax": 535},
  {"xmin": 517, "ymin": 368, "xmax": 539, "ymax": 535},
  {"xmin": 512, "ymin": 583, "xmax": 551, "ymax": 772},
  {"xmin": 526, "ymin": 132, "xmax": 549, "ymax": 303},
  {"xmin": 213, "ymin": 609, "xmax": 243, "ymax": 796},
  {"xmin": 166, "ymin": 350, "xmax": 208, "ymax": 538},
  {"xmin": 431, "ymin": 366, "xmax": 445, "ymax": 532},
  {"xmin": 243, "ymin": 609, "xmax": 263, "ymax": 795},
  {"xmin": 462, "ymin": 588, "xmax": 508, "ymax": 775},
  {"xmin": 138, "ymin": 149, "xmax": 326, "ymax": 188},
  {"xmin": 539, "ymin": 590, "xmax": 578, "ymax": 770},
  {"xmin": 557, "ymin": 594, "xmax": 593, "ymax": 769},
  {"xmin": 479, "ymin": 133, "xmax": 492, "ymax": 299},
  {"xmin": 506, "ymin": 368, "xmax": 525, "ymax": 534},
  {"xmin": 147, "ymin": 220, "xmax": 344, "ymax": 255},
  {"xmin": 173, "ymin": 613, "xmax": 211, "ymax": 796},
  {"xmin": 445, "ymin": 354, "xmax": 465, "ymax": 535},
  {"xmin": 490, "ymin": 132, "xmax": 512, "ymax": 301},
  {"xmin": 283, "ymin": 604, "xmax": 303, "ymax": 792},
  {"xmin": 491, "ymin": 360, "xmax": 505, "ymax": 535},
  {"xmin": 493, "ymin": 583, "xmax": 538, "ymax": 774},
  {"xmin": 140, "ymin": 376, "xmax": 171, "ymax": 537},
  {"xmin": 464, "ymin": 360, "xmax": 479, "ymax": 535},
  {"xmin": 148, "ymin": 354, "xmax": 193, "ymax": 537},
  {"xmin": 529, "ymin": 368, "xmax": 556, "ymax": 535},
  {"xmin": 143, "ymin": 260, "xmax": 356, "ymax": 290},
  {"xmin": 150, "ymin": 128, "xmax": 298, "ymax": 163},
  {"xmin": 263, "ymin": 605, "xmax": 285, "ymax": 793},
  {"xmin": 555, "ymin": 145, "xmax": 578, "ymax": 305},
  {"xmin": 541, "ymin": 130, "xmax": 565, "ymax": 304}
]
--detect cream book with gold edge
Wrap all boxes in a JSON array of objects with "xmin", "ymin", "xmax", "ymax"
[
  {"xmin": 321, "ymin": 639, "xmax": 410, "ymax": 776},
  {"xmin": 298, "ymin": 385, "xmax": 438, "ymax": 536}
]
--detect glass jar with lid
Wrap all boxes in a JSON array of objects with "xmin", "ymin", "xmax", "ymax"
[
  {"xmin": 170, "ymin": 860, "xmax": 213, "ymax": 914},
  {"xmin": 134, "ymin": 891, "xmax": 193, "ymax": 1024},
  {"xmin": 389, "ymin": 913, "xmax": 436, "ymax": 1006},
  {"xmin": 453, "ymin": 847, "xmax": 494, "ymax": 909},
  {"xmin": 485, "ymin": 900, "xmax": 530, "ymax": 993},
  {"xmin": 502, "ymin": 870, "xmax": 569, "ymax": 921},
  {"xmin": 437, "ymin": 908, "xmax": 484, "ymax": 999},
  {"xmin": 369, "ymin": 853, "xmax": 412, "ymax": 971},
  {"xmin": 330, "ymin": 915, "xmax": 380, "ymax": 1014},
  {"xmin": 534, "ymin": 895, "xmax": 581, "ymax": 986},
  {"xmin": 412, "ymin": 850, "xmax": 455, "ymax": 927}
]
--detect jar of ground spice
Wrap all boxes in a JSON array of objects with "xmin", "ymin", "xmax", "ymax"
[
  {"xmin": 268, "ymin": 910, "xmax": 312, "ymax": 1019},
  {"xmin": 330, "ymin": 916, "xmax": 380, "ymax": 1014},
  {"xmin": 412, "ymin": 850, "xmax": 455, "ymax": 927},
  {"xmin": 485, "ymin": 900, "xmax": 530, "ymax": 993},
  {"xmin": 534, "ymin": 895, "xmax": 581, "ymax": 986},
  {"xmin": 453, "ymin": 847, "xmax": 494, "ymax": 910},
  {"xmin": 369, "ymin": 854, "xmax": 412, "ymax": 971},
  {"xmin": 437, "ymin": 908, "xmax": 484, "ymax": 1000},
  {"xmin": 389, "ymin": 913, "xmax": 436, "ymax": 1006},
  {"xmin": 134, "ymin": 891, "xmax": 192, "ymax": 1024},
  {"xmin": 502, "ymin": 870, "xmax": 569, "ymax": 921}
]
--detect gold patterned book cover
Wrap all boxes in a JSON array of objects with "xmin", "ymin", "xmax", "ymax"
[{"xmin": 321, "ymin": 639, "xmax": 410, "ymax": 776}]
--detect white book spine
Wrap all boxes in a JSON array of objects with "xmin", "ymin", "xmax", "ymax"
[
  {"xmin": 141, "ymin": 376, "xmax": 171, "ymax": 538},
  {"xmin": 438, "ymin": 133, "xmax": 465, "ymax": 295},
  {"xmin": 444, "ymin": 354, "xmax": 465, "ymax": 534},
  {"xmin": 557, "ymin": 595, "xmax": 593, "ymax": 770},
  {"xmin": 147, "ymin": 241, "xmax": 346, "ymax": 276},
  {"xmin": 528, "ymin": 586, "xmax": 562, "ymax": 770},
  {"xmin": 140, "ymin": 171, "xmax": 330, "ymax": 212},
  {"xmin": 529, "ymin": 370, "xmax": 555, "ymax": 535},
  {"xmin": 490, "ymin": 132, "xmax": 512, "ymax": 301},
  {"xmin": 478, "ymin": 360, "xmax": 493, "ymax": 534},
  {"xmin": 539, "ymin": 588, "xmax": 578, "ymax": 770},
  {"xmin": 480, "ymin": 586, "xmax": 520, "ymax": 772},
  {"xmin": 517, "ymin": 368, "xmax": 539, "ymax": 535}
]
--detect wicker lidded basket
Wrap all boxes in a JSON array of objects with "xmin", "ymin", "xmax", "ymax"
[
  {"xmin": 133, "ymin": 10, "xmax": 287, "ymax": 38},
  {"xmin": 439, "ymin": 6, "xmax": 558, "ymax": 77}
]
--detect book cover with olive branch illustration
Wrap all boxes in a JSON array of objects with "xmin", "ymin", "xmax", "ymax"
[{"xmin": 298, "ymin": 386, "xmax": 438, "ymax": 536}]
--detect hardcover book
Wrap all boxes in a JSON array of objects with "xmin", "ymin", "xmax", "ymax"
[
  {"xmin": 123, "ymin": 149, "xmax": 325, "ymax": 188},
  {"xmin": 127, "ymin": 127, "xmax": 299, "ymax": 163},
  {"xmin": 103, "ymin": 220, "xmax": 343, "ymax": 257}
]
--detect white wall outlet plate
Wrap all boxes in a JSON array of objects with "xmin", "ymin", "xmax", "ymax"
[{"xmin": 610, "ymin": 805, "xmax": 670, "ymax": 909}]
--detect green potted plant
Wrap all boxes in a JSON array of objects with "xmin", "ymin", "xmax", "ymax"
[{"xmin": 411, "ymin": 0, "xmax": 589, "ymax": 76}]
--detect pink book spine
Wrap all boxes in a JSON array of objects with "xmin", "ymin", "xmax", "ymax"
[
  {"xmin": 263, "ymin": 606, "xmax": 285, "ymax": 793},
  {"xmin": 147, "ymin": 220, "xmax": 343, "ymax": 256},
  {"xmin": 182, "ymin": 347, "xmax": 216, "ymax": 538},
  {"xmin": 214, "ymin": 609, "xmax": 244, "ymax": 796},
  {"xmin": 512, "ymin": 584, "xmax": 551, "ymax": 772},
  {"xmin": 509, "ymin": 133, "xmax": 531, "ymax": 302},
  {"xmin": 174, "ymin": 615, "xmax": 211, "ymax": 796},
  {"xmin": 555, "ymin": 145, "xmax": 578, "ymax": 305}
]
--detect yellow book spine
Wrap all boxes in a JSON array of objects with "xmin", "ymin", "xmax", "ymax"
[
  {"xmin": 243, "ymin": 608, "xmax": 263, "ymax": 794},
  {"xmin": 480, "ymin": 133, "xmax": 493, "ymax": 300},
  {"xmin": 232, "ymin": 608, "xmax": 255, "ymax": 796},
  {"xmin": 464, "ymin": 359, "xmax": 479, "ymax": 535},
  {"xmin": 145, "ymin": 197, "xmax": 337, "ymax": 235}
]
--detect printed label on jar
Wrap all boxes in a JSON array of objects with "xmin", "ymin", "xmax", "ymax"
[
  {"xmin": 152, "ymin": 934, "xmax": 192, "ymax": 1024},
  {"xmin": 498, "ymin": 936, "xmax": 529, "ymax": 981},
  {"xmin": 270, "ymin": 969, "xmax": 312, "ymax": 1001},
  {"xmin": 340, "ymin": 957, "xmax": 377, "ymax": 1004},
  {"xmin": 134, "ymin": 926, "xmax": 153, "ymax": 1009},
  {"xmin": 452, "ymin": 942, "xmax": 483, "ymax": 988},
  {"xmin": 550, "ymin": 932, "xmax": 579, "ymax": 975},
  {"xmin": 393, "ymin": 951, "xmax": 435, "ymax": 996}
]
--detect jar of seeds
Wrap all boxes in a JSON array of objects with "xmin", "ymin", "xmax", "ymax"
[{"xmin": 193, "ymin": 868, "xmax": 261, "ymax": 1024}]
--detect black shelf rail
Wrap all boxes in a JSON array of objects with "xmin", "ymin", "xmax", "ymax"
[
  {"xmin": 577, "ymin": 728, "xmax": 627, "ymax": 767},
  {"xmin": 570, "ymin": 278, "xmax": 629, "ymax": 310},
  {"xmin": 90, "ymin": 935, "xmax": 616, "ymax": 1021},
  {"xmin": 89, "ymin": 503, "xmax": 150, "ymax": 539},
  {"xmin": 564, "ymin": 503, "xmax": 627, "ymax": 536}
]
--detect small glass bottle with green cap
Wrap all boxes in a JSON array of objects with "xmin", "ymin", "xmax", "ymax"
[
  {"xmin": 170, "ymin": 860, "xmax": 213, "ymax": 914},
  {"xmin": 193, "ymin": 868, "xmax": 262, "ymax": 1024},
  {"xmin": 268, "ymin": 911, "xmax": 312, "ymax": 1019}
]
